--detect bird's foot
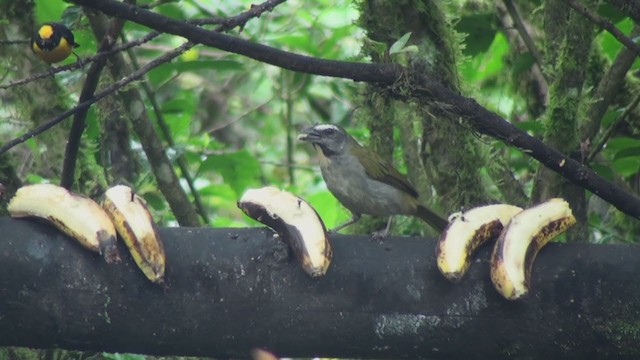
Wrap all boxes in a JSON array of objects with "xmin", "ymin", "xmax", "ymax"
[{"xmin": 370, "ymin": 228, "xmax": 389, "ymax": 241}]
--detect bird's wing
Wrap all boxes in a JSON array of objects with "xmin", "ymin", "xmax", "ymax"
[{"xmin": 357, "ymin": 145, "xmax": 419, "ymax": 198}]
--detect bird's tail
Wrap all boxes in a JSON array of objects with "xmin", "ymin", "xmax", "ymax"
[{"xmin": 416, "ymin": 204, "xmax": 449, "ymax": 232}]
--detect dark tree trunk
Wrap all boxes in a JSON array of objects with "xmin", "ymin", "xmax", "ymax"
[{"xmin": 0, "ymin": 217, "xmax": 638, "ymax": 359}]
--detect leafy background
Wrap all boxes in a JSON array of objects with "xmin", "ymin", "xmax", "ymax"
[{"xmin": 1, "ymin": 0, "xmax": 640, "ymax": 358}]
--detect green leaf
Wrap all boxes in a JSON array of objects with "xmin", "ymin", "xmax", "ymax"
[
  {"xmin": 389, "ymin": 32, "xmax": 412, "ymax": 55},
  {"xmin": 362, "ymin": 37, "xmax": 388, "ymax": 59},
  {"xmin": 306, "ymin": 190, "xmax": 349, "ymax": 228},
  {"xmin": 612, "ymin": 156, "xmax": 640, "ymax": 177},
  {"xmin": 613, "ymin": 146, "xmax": 640, "ymax": 160},
  {"xmin": 35, "ymin": 0, "xmax": 66, "ymax": 23},
  {"xmin": 198, "ymin": 150, "xmax": 262, "ymax": 196},
  {"xmin": 147, "ymin": 64, "xmax": 175, "ymax": 87},
  {"xmin": 456, "ymin": 13, "xmax": 497, "ymax": 55},
  {"xmin": 459, "ymin": 32, "xmax": 508, "ymax": 82},
  {"xmin": 597, "ymin": 4, "xmax": 628, "ymax": 28},
  {"xmin": 141, "ymin": 191, "xmax": 167, "ymax": 212},
  {"xmin": 591, "ymin": 163, "xmax": 614, "ymax": 181},
  {"xmin": 604, "ymin": 136, "xmax": 640, "ymax": 152},
  {"xmin": 599, "ymin": 18, "xmax": 633, "ymax": 60},
  {"xmin": 515, "ymin": 120, "xmax": 545, "ymax": 134},
  {"xmin": 511, "ymin": 52, "xmax": 536, "ymax": 77},
  {"xmin": 601, "ymin": 108, "xmax": 623, "ymax": 127},
  {"xmin": 156, "ymin": 3, "xmax": 185, "ymax": 19}
]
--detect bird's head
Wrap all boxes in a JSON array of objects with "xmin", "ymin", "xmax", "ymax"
[{"xmin": 298, "ymin": 124, "xmax": 352, "ymax": 157}]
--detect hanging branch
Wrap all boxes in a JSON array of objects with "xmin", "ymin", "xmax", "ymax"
[
  {"xmin": 580, "ymin": 25, "xmax": 640, "ymax": 145},
  {"xmin": 60, "ymin": 17, "xmax": 126, "ymax": 189},
  {"xmin": 587, "ymin": 91, "xmax": 640, "ymax": 163},
  {"xmin": 502, "ymin": 0, "xmax": 546, "ymax": 81},
  {"xmin": 122, "ymin": 40, "xmax": 210, "ymax": 224}
]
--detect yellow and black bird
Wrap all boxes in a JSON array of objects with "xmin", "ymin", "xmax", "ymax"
[{"xmin": 31, "ymin": 22, "xmax": 80, "ymax": 64}]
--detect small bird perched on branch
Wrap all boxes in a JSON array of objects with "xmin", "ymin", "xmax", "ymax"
[
  {"xmin": 298, "ymin": 123, "xmax": 448, "ymax": 238},
  {"xmin": 31, "ymin": 22, "xmax": 80, "ymax": 64}
]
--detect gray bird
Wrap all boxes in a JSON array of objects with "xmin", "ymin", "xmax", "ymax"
[{"xmin": 298, "ymin": 124, "xmax": 448, "ymax": 237}]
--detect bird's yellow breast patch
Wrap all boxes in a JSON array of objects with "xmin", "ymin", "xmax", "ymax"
[{"xmin": 33, "ymin": 37, "xmax": 73, "ymax": 64}]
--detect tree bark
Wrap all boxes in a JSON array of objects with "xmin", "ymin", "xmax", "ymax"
[{"xmin": 0, "ymin": 217, "xmax": 639, "ymax": 359}]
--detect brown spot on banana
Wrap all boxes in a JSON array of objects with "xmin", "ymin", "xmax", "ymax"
[
  {"xmin": 238, "ymin": 186, "xmax": 332, "ymax": 278},
  {"xmin": 102, "ymin": 185, "xmax": 165, "ymax": 284},
  {"xmin": 490, "ymin": 198, "xmax": 576, "ymax": 300},
  {"xmin": 8, "ymin": 184, "xmax": 120, "ymax": 263},
  {"xmin": 436, "ymin": 204, "xmax": 523, "ymax": 282}
]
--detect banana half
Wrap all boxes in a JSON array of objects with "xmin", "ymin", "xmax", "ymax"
[
  {"xmin": 102, "ymin": 185, "xmax": 166, "ymax": 284},
  {"xmin": 8, "ymin": 183, "xmax": 120, "ymax": 263},
  {"xmin": 490, "ymin": 198, "xmax": 576, "ymax": 300},
  {"xmin": 436, "ymin": 204, "xmax": 523, "ymax": 282},
  {"xmin": 238, "ymin": 186, "xmax": 332, "ymax": 278}
]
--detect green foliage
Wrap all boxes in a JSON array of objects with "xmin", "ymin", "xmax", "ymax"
[
  {"xmin": 198, "ymin": 150, "xmax": 262, "ymax": 196},
  {"xmin": 34, "ymin": 0, "xmax": 66, "ymax": 23},
  {"xmin": 455, "ymin": 13, "xmax": 497, "ymax": 56},
  {"xmin": 3, "ymin": 0, "xmax": 640, "ymax": 243}
]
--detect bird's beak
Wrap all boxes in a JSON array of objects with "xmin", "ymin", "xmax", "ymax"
[{"xmin": 297, "ymin": 127, "xmax": 321, "ymax": 142}]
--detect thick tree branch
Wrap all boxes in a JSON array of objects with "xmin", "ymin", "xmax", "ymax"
[
  {"xmin": 67, "ymin": 0, "xmax": 640, "ymax": 220},
  {"xmin": 1, "ymin": 217, "xmax": 640, "ymax": 359},
  {"xmin": 69, "ymin": 0, "xmax": 400, "ymax": 83},
  {"xmin": 410, "ymin": 80, "xmax": 640, "ymax": 218}
]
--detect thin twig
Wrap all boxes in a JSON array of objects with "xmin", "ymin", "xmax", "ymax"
[
  {"xmin": 0, "ymin": 42, "xmax": 193, "ymax": 156},
  {"xmin": 0, "ymin": 16, "xmax": 229, "ymax": 91},
  {"xmin": 122, "ymin": 35, "xmax": 210, "ymax": 223},
  {"xmin": 587, "ymin": 91, "xmax": 640, "ymax": 163},
  {"xmin": 581, "ymin": 24, "xmax": 640, "ymax": 145},
  {"xmin": 0, "ymin": 31, "xmax": 162, "ymax": 90},
  {"xmin": 207, "ymin": 97, "xmax": 274, "ymax": 134},
  {"xmin": 503, "ymin": 0, "xmax": 546, "ymax": 81},
  {"xmin": 259, "ymin": 160, "xmax": 314, "ymax": 171},
  {"xmin": 564, "ymin": 0, "xmax": 640, "ymax": 56},
  {"xmin": 0, "ymin": 39, "xmax": 30, "ymax": 45}
]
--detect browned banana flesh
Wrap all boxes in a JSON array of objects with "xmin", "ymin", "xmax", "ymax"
[{"xmin": 238, "ymin": 186, "xmax": 332, "ymax": 278}]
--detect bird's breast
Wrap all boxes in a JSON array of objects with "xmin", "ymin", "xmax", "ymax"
[{"xmin": 320, "ymin": 155, "xmax": 415, "ymax": 216}]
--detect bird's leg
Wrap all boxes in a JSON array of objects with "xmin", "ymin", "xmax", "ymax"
[
  {"xmin": 372, "ymin": 216, "xmax": 394, "ymax": 240},
  {"xmin": 330, "ymin": 213, "xmax": 361, "ymax": 233},
  {"xmin": 73, "ymin": 51, "xmax": 85, "ymax": 67}
]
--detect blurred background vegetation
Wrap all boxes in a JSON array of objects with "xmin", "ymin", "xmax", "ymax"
[{"xmin": 1, "ymin": 0, "xmax": 639, "ymax": 358}]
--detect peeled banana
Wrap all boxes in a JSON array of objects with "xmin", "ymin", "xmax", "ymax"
[
  {"xmin": 490, "ymin": 198, "xmax": 576, "ymax": 300},
  {"xmin": 8, "ymin": 183, "xmax": 120, "ymax": 263},
  {"xmin": 238, "ymin": 186, "xmax": 332, "ymax": 278},
  {"xmin": 436, "ymin": 204, "xmax": 523, "ymax": 282},
  {"xmin": 102, "ymin": 185, "xmax": 166, "ymax": 284}
]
